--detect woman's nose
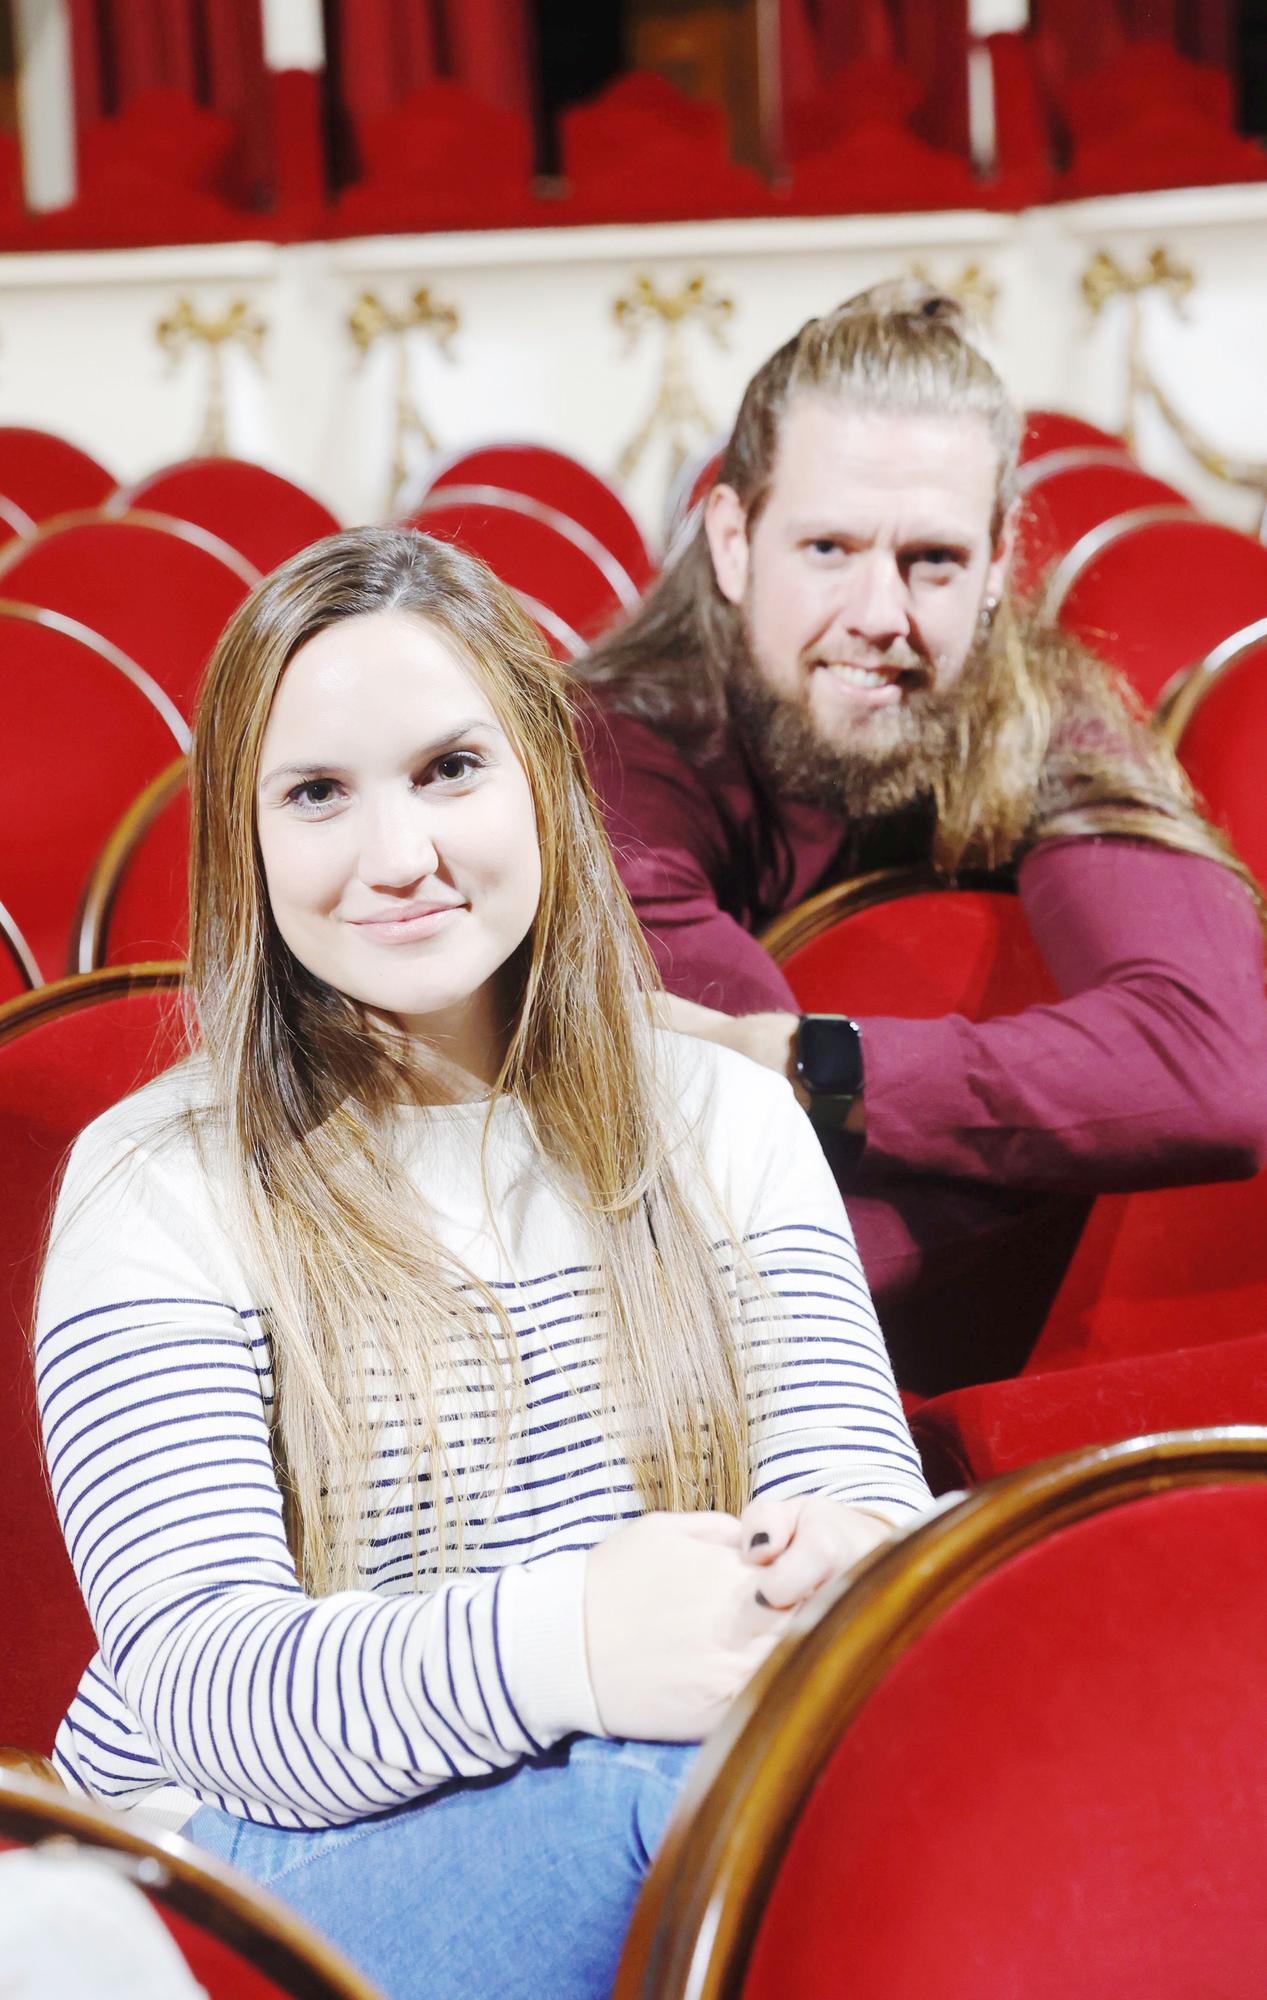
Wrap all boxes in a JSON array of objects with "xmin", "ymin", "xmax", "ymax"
[{"xmin": 355, "ymin": 795, "xmax": 439, "ymax": 889}]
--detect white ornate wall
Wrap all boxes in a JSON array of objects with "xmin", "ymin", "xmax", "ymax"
[{"xmin": 1, "ymin": 181, "xmax": 1264, "ymax": 547}]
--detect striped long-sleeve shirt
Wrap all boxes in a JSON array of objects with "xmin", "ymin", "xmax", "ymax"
[{"xmin": 35, "ymin": 1032, "xmax": 930, "ymax": 1831}]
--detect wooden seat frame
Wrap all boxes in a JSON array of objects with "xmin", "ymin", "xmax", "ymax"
[
  {"xmin": 1156, "ymin": 614, "xmax": 1267, "ymax": 749},
  {"xmin": 74, "ymin": 756, "xmax": 189, "ymax": 974},
  {"xmin": 615, "ymin": 1427, "xmax": 1267, "ymax": 2000},
  {"xmin": 0, "ymin": 1766, "xmax": 382, "ymax": 2000},
  {"xmin": 759, "ymin": 862, "xmax": 1015, "ymax": 962},
  {"xmin": 0, "ymin": 897, "xmax": 40, "ymax": 993},
  {"xmin": 0, "ymin": 961, "xmax": 187, "ymax": 1050}
]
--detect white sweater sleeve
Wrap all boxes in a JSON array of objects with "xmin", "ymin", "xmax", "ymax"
[
  {"xmin": 35, "ymin": 1118, "xmax": 600, "ymax": 1831},
  {"xmin": 709, "ymin": 1052, "xmax": 932, "ymax": 1524}
]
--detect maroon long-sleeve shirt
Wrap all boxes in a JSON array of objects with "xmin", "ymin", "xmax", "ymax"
[{"xmin": 585, "ymin": 707, "xmax": 1267, "ymax": 1393}]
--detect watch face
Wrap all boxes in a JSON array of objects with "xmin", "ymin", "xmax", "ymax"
[{"xmin": 797, "ymin": 1015, "xmax": 864, "ymax": 1097}]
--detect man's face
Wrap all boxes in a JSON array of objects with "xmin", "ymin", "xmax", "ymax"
[{"xmin": 705, "ymin": 398, "xmax": 1014, "ymax": 797}]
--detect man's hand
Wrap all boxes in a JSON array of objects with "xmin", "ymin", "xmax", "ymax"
[
  {"xmin": 737, "ymin": 1496, "xmax": 896, "ymax": 1611},
  {"xmin": 656, "ymin": 993, "xmax": 799, "ymax": 1081}
]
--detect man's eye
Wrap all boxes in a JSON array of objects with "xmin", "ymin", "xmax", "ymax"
[{"xmin": 912, "ymin": 548, "xmax": 961, "ymax": 568}]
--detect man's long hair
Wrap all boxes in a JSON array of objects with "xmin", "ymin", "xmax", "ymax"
[{"xmin": 581, "ymin": 280, "xmax": 1257, "ymax": 892}]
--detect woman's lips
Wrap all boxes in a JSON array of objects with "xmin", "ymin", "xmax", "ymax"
[{"xmin": 349, "ymin": 904, "xmax": 466, "ymax": 943}]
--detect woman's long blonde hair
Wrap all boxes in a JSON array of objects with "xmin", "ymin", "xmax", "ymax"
[
  {"xmin": 582, "ymin": 280, "xmax": 1261, "ymax": 904},
  {"xmin": 189, "ymin": 528, "xmax": 748, "ymax": 1593}
]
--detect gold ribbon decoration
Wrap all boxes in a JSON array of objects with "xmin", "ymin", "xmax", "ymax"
[
  {"xmin": 347, "ymin": 285, "xmax": 460, "ymax": 512},
  {"xmin": 155, "ymin": 296, "xmax": 268, "ymax": 458},
  {"xmin": 612, "ymin": 271, "xmax": 735, "ymax": 490},
  {"xmin": 1080, "ymin": 246, "xmax": 1267, "ymax": 528}
]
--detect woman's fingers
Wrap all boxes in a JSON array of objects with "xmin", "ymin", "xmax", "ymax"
[{"xmin": 738, "ymin": 1498, "xmax": 797, "ymax": 1566}]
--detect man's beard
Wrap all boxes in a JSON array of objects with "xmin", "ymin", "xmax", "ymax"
[{"xmin": 728, "ymin": 620, "xmax": 993, "ymax": 825}]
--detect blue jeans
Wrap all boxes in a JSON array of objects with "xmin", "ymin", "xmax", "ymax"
[{"xmin": 183, "ymin": 1736, "xmax": 696, "ymax": 2000}]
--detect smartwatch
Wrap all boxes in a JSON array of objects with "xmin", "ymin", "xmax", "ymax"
[{"xmin": 794, "ymin": 1014, "xmax": 864, "ymax": 1139}]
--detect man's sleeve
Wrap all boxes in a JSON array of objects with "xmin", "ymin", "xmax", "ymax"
[
  {"xmin": 858, "ymin": 837, "xmax": 1267, "ymax": 1190},
  {"xmin": 585, "ymin": 708, "xmax": 799, "ymax": 1013}
]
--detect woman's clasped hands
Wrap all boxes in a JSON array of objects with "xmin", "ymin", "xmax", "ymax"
[{"xmin": 582, "ymin": 1498, "xmax": 894, "ymax": 1742}]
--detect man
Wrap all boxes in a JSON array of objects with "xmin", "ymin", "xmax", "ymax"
[{"xmin": 579, "ymin": 281, "xmax": 1267, "ymax": 1393}]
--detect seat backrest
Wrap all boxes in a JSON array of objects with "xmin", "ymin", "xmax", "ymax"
[
  {"xmin": 0, "ymin": 609, "xmax": 187, "ymax": 981},
  {"xmin": 617, "ymin": 1430, "xmax": 1267, "ymax": 2000},
  {"xmin": 763, "ymin": 868, "xmax": 1060, "ymax": 1018},
  {"xmin": 0, "ymin": 510, "xmax": 257, "ymax": 719},
  {"xmin": 1164, "ymin": 632, "xmax": 1267, "ymax": 885},
  {"xmin": 1013, "ymin": 457, "xmax": 1191, "ymax": 601},
  {"xmin": 0, "ymin": 1769, "xmax": 381, "ymax": 1999},
  {"xmin": 0, "ymin": 970, "xmax": 187, "ymax": 1753},
  {"xmin": 421, "ymin": 444, "xmax": 654, "ymax": 591},
  {"xmin": 0, "ymin": 427, "xmax": 114, "ymax": 521},
  {"xmin": 1052, "ymin": 514, "xmax": 1267, "ymax": 708},
  {"xmin": 1018, "ymin": 409, "xmax": 1124, "ymax": 463},
  {"xmin": 405, "ymin": 490, "xmax": 639, "ymax": 638},
  {"xmin": 110, "ymin": 459, "xmax": 340, "ymax": 575},
  {"xmin": 76, "ymin": 758, "xmax": 190, "ymax": 972}
]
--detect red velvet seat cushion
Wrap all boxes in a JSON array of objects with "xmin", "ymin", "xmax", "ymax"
[
  {"xmin": 115, "ymin": 460, "xmax": 339, "ymax": 576},
  {"xmin": 95, "ymin": 776, "xmax": 191, "ymax": 970},
  {"xmin": 910, "ymin": 1329, "xmax": 1267, "ymax": 1493},
  {"xmin": 425, "ymin": 446, "xmax": 654, "ymax": 594},
  {"xmin": 745, "ymin": 1483, "xmax": 1267, "ymax": 1997},
  {"xmin": 0, "ymin": 984, "xmax": 187, "ymax": 1751},
  {"xmin": 1175, "ymin": 638, "xmax": 1267, "ymax": 888},
  {"xmin": 0, "ymin": 616, "xmax": 185, "ymax": 981},
  {"xmin": 1014, "ymin": 460, "xmax": 1191, "ymax": 601},
  {"xmin": 0, "ymin": 428, "xmax": 114, "ymax": 521},
  {"xmin": 0, "ymin": 516, "xmax": 254, "ymax": 720},
  {"xmin": 405, "ymin": 495, "xmax": 634, "ymax": 641},
  {"xmin": 1056, "ymin": 518, "xmax": 1267, "ymax": 709}
]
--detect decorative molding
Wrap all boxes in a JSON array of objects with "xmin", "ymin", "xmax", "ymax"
[
  {"xmin": 1083, "ymin": 245, "xmax": 1267, "ymax": 533},
  {"xmin": 612, "ymin": 271, "xmax": 735, "ymax": 493},
  {"xmin": 347, "ymin": 285, "xmax": 460, "ymax": 512},
  {"xmin": 155, "ymin": 296, "xmax": 267, "ymax": 458}
]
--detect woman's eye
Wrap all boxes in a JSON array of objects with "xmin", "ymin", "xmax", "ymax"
[
  {"xmin": 430, "ymin": 751, "xmax": 482, "ymax": 784},
  {"xmin": 287, "ymin": 778, "xmax": 342, "ymax": 813}
]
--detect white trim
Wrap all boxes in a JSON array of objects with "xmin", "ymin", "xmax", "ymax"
[{"xmin": 0, "ymin": 599, "xmax": 191, "ymax": 751}]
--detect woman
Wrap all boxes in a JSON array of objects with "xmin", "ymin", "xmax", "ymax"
[{"xmin": 36, "ymin": 528, "xmax": 930, "ymax": 1998}]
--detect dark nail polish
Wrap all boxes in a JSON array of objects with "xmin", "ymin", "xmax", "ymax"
[{"xmin": 749, "ymin": 1531, "xmax": 770, "ymax": 1549}]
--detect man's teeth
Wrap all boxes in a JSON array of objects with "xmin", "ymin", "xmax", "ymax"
[{"xmin": 822, "ymin": 663, "xmax": 898, "ymax": 688}]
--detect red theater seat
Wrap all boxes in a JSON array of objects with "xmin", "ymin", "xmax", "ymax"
[
  {"xmin": 421, "ymin": 445, "xmax": 654, "ymax": 594},
  {"xmin": 1013, "ymin": 455, "xmax": 1192, "ymax": 602},
  {"xmin": 0, "ymin": 427, "xmax": 114, "ymax": 521},
  {"xmin": 405, "ymin": 491, "xmax": 639, "ymax": 642},
  {"xmin": 0, "ymin": 609, "xmax": 187, "ymax": 981},
  {"xmin": 0, "ymin": 969, "xmax": 186, "ymax": 1758},
  {"xmin": 911, "ymin": 1331, "xmax": 1267, "ymax": 1493},
  {"xmin": 1052, "ymin": 514, "xmax": 1267, "ymax": 710},
  {"xmin": 75, "ymin": 758, "xmax": 190, "ymax": 973},
  {"xmin": 763, "ymin": 866, "xmax": 1059, "ymax": 1020},
  {"xmin": 111, "ymin": 460, "xmax": 339, "ymax": 575},
  {"xmin": 617, "ymin": 1430, "xmax": 1267, "ymax": 2000},
  {"xmin": 1164, "ymin": 630, "xmax": 1267, "ymax": 886},
  {"xmin": 0, "ymin": 512, "xmax": 257, "ymax": 719},
  {"xmin": 0, "ymin": 1771, "xmax": 379, "ymax": 1999},
  {"xmin": 1019, "ymin": 409, "xmax": 1123, "ymax": 463}
]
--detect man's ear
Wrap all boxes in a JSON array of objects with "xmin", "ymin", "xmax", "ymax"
[
  {"xmin": 988, "ymin": 497, "xmax": 1021, "ymax": 604},
  {"xmin": 704, "ymin": 484, "xmax": 750, "ymax": 607}
]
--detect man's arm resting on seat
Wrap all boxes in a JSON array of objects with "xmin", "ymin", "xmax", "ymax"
[{"xmin": 667, "ymin": 839, "xmax": 1267, "ymax": 1190}]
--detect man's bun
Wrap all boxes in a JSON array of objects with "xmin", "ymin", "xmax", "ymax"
[{"xmin": 835, "ymin": 277, "xmax": 970, "ymax": 333}]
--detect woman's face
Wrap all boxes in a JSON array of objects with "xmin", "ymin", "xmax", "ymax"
[{"xmin": 256, "ymin": 610, "xmax": 541, "ymax": 1081}]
